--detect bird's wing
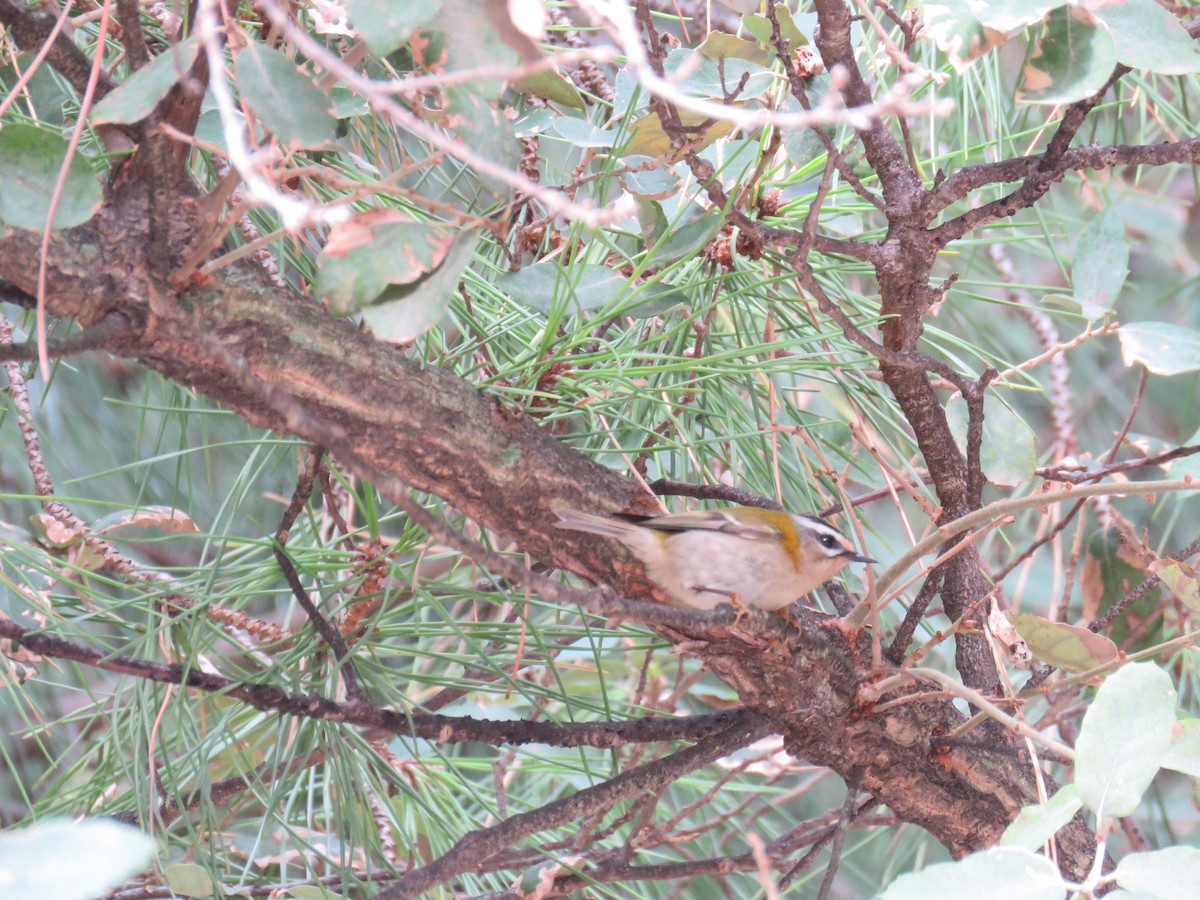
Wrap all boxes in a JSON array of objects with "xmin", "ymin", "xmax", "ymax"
[{"xmin": 638, "ymin": 509, "xmax": 777, "ymax": 540}]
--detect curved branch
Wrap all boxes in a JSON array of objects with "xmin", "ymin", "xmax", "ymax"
[
  {"xmin": 931, "ymin": 67, "xmax": 1130, "ymax": 246},
  {"xmin": 928, "ymin": 137, "xmax": 1200, "ymax": 216},
  {"xmin": 0, "ymin": 615, "xmax": 755, "ymax": 749},
  {"xmin": 378, "ymin": 712, "xmax": 774, "ymax": 899}
]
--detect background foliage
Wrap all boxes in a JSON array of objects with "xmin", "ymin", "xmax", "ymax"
[{"xmin": 1, "ymin": 0, "xmax": 1199, "ymax": 897}]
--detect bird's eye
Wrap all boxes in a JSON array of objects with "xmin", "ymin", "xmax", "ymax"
[{"xmin": 819, "ymin": 534, "xmax": 838, "ymax": 549}]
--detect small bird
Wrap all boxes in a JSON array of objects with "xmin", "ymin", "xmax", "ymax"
[{"xmin": 554, "ymin": 505, "xmax": 873, "ymax": 611}]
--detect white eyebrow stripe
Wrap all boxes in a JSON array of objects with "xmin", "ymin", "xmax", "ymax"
[
  {"xmin": 798, "ymin": 517, "xmax": 846, "ymax": 538},
  {"xmin": 795, "ymin": 517, "xmax": 855, "ymax": 554}
]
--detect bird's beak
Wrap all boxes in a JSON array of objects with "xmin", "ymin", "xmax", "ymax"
[{"xmin": 847, "ymin": 551, "xmax": 876, "ymax": 564}]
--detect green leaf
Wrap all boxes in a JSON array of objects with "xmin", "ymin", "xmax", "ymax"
[
  {"xmin": 1038, "ymin": 292, "xmax": 1099, "ymax": 318},
  {"xmin": 697, "ymin": 31, "xmax": 770, "ymax": 65},
  {"xmin": 0, "ymin": 819, "xmax": 156, "ymax": 900},
  {"xmin": 969, "ymin": 0, "xmax": 1066, "ymax": 32},
  {"xmin": 916, "ymin": 1, "xmax": 1007, "ymax": 72},
  {"xmin": 1168, "ymin": 430, "xmax": 1200, "ymax": 490},
  {"xmin": 1160, "ymin": 719, "xmax": 1200, "ymax": 778},
  {"xmin": 164, "ymin": 863, "xmax": 215, "ymax": 897},
  {"xmin": 1072, "ymin": 207, "xmax": 1127, "ymax": 316},
  {"xmin": 636, "ymin": 197, "xmax": 670, "ymax": 245},
  {"xmin": 315, "ymin": 210, "xmax": 458, "ymax": 313},
  {"xmin": 512, "ymin": 106, "xmax": 557, "ymax": 140},
  {"xmin": 741, "ymin": 6, "xmax": 808, "ymax": 49},
  {"xmin": 91, "ymin": 38, "xmax": 200, "ymax": 125},
  {"xmin": 330, "ymin": 86, "xmax": 370, "ymax": 119},
  {"xmin": 0, "ymin": 124, "xmax": 102, "ymax": 230},
  {"xmin": 362, "ymin": 228, "xmax": 481, "ymax": 342},
  {"xmin": 511, "ymin": 69, "xmax": 586, "ymax": 110},
  {"xmin": 619, "ymin": 159, "xmax": 681, "ymax": 200},
  {"xmin": 1148, "ymin": 559, "xmax": 1200, "ymax": 613},
  {"xmin": 620, "ymin": 108, "xmax": 734, "ymax": 159},
  {"xmin": 497, "ymin": 263, "xmax": 683, "ymax": 317},
  {"xmin": 343, "ymin": 0, "xmax": 440, "ymax": 58},
  {"xmin": 551, "ymin": 117, "xmax": 618, "ymax": 148},
  {"xmin": 497, "ymin": 263, "xmax": 632, "ymax": 315},
  {"xmin": 234, "ymin": 41, "xmax": 336, "ymax": 149},
  {"xmin": 646, "ymin": 205, "xmax": 725, "ymax": 266},
  {"xmin": 1075, "ymin": 662, "xmax": 1176, "ymax": 817},
  {"xmin": 661, "ymin": 48, "xmax": 776, "ymax": 101},
  {"xmin": 1113, "ymin": 846, "xmax": 1200, "ymax": 899},
  {"xmin": 780, "ymin": 87, "xmax": 831, "ymax": 166},
  {"xmin": 193, "ymin": 106, "xmax": 264, "ymax": 150},
  {"xmin": 1083, "ymin": 527, "xmax": 1163, "ymax": 648},
  {"xmin": 0, "ymin": 52, "xmax": 73, "ymax": 126},
  {"xmin": 1000, "ymin": 784, "xmax": 1082, "ymax": 850},
  {"xmin": 1119, "ymin": 323, "xmax": 1200, "ymax": 376},
  {"xmin": 433, "ymin": 88, "xmax": 518, "ymax": 201},
  {"xmin": 1018, "ymin": 6, "xmax": 1118, "ymax": 105},
  {"xmin": 1008, "ymin": 613, "xmax": 1118, "ymax": 673},
  {"xmin": 1169, "ymin": 425, "xmax": 1200, "ymax": 482},
  {"xmin": 879, "ymin": 846, "xmax": 1066, "ymax": 900},
  {"xmin": 1093, "ymin": 0, "xmax": 1200, "ymax": 75},
  {"xmin": 426, "ymin": 0, "xmax": 519, "ymax": 99},
  {"xmin": 283, "ymin": 886, "xmax": 343, "ymax": 900},
  {"xmin": 623, "ymin": 280, "xmax": 690, "ymax": 318},
  {"xmin": 944, "ymin": 392, "xmax": 1037, "ymax": 486}
]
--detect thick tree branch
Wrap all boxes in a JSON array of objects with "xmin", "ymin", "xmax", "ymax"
[
  {"xmin": 810, "ymin": 0, "xmax": 922, "ymax": 210},
  {"xmin": 0, "ymin": 0, "xmax": 119, "ymax": 99}
]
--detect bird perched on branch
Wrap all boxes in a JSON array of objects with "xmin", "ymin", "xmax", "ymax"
[{"xmin": 554, "ymin": 506, "xmax": 873, "ymax": 611}]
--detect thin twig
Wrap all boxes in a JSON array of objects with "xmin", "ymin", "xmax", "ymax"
[
  {"xmin": 815, "ymin": 787, "xmax": 859, "ymax": 900},
  {"xmin": 884, "ymin": 566, "xmax": 944, "ymax": 664},
  {"xmin": 36, "ymin": 0, "xmax": 114, "ymax": 377},
  {"xmin": 0, "ymin": 614, "xmax": 757, "ymax": 749},
  {"xmin": 273, "ymin": 447, "xmax": 363, "ymax": 699},
  {"xmin": 0, "ymin": 310, "xmax": 135, "ymax": 360},
  {"xmin": 1037, "ymin": 445, "xmax": 1200, "ymax": 484},
  {"xmin": 865, "ymin": 667, "xmax": 1075, "ymax": 760}
]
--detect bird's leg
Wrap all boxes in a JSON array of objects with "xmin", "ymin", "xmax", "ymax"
[
  {"xmin": 696, "ymin": 585, "xmax": 756, "ymax": 627},
  {"xmin": 692, "ymin": 586, "xmax": 767, "ymax": 645}
]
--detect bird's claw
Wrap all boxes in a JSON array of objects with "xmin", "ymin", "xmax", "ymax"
[
  {"xmin": 729, "ymin": 593, "xmax": 756, "ymax": 627},
  {"xmin": 772, "ymin": 605, "xmax": 801, "ymax": 630}
]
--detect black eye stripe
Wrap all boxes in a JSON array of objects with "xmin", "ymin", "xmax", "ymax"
[{"xmin": 796, "ymin": 517, "xmax": 851, "ymax": 552}]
